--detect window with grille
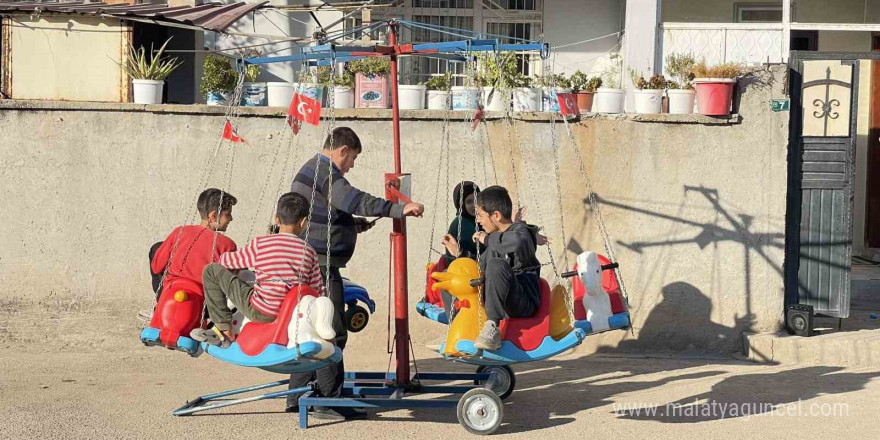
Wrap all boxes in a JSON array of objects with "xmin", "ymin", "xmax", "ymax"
[
  {"xmin": 486, "ymin": 0, "xmax": 535, "ymax": 10},
  {"xmin": 735, "ymin": 4, "xmax": 783, "ymax": 23},
  {"xmin": 413, "ymin": 0, "xmax": 474, "ymax": 8},
  {"xmin": 405, "ymin": 15, "xmax": 476, "ymax": 85},
  {"xmin": 485, "ymin": 22, "xmax": 533, "ymax": 75}
]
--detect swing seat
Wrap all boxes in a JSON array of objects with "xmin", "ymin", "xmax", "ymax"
[
  {"xmin": 203, "ymin": 286, "xmax": 342, "ymax": 375},
  {"xmin": 140, "ymin": 278, "xmax": 205, "ymax": 356},
  {"xmin": 416, "ymin": 301, "xmax": 448, "ymax": 324},
  {"xmin": 571, "ymin": 254, "xmax": 632, "ymax": 334},
  {"xmin": 440, "ymin": 278, "xmax": 587, "ymax": 366}
]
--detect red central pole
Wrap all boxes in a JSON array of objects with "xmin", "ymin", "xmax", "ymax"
[{"xmin": 388, "ymin": 22, "xmax": 410, "ymax": 387}]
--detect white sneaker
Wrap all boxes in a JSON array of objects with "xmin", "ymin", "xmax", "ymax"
[
  {"xmin": 474, "ymin": 321, "xmax": 502, "ymax": 351},
  {"xmin": 137, "ymin": 309, "xmax": 154, "ymax": 322}
]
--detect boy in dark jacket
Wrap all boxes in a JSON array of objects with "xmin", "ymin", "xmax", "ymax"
[{"xmin": 470, "ymin": 186, "xmax": 543, "ymax": 350}]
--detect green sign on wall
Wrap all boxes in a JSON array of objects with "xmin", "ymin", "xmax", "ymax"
[{"xmin": 771, "ymin": 98, "xmax": 790, "ymax": 112}]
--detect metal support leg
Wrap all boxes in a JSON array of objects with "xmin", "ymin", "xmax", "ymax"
[{"xmin": 172, "ymin": 380, "xmax": 313, "ymax": 417}]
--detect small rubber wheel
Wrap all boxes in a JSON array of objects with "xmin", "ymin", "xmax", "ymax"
[
  {"xmin": 457, "ymin": 388, "xmax": 503, "ymax": 435},
  {"xmin": 474, "ymin": 365, "xmax": 515, "ymax": 400},
  {"xmin": 345, "ymin": 305, "xmax": 370, "ymax": 333}
]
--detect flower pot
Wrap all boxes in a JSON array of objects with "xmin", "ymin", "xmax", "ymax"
[
  {"xmin": 267, "ymin": 82, "xmax": 296, "ymax": 107},
  {"xmin": 355, "ymin": 73, "xmax": 390, "ymax": 108},
  {"xmin": 427, "ymin": 90, "xmax": 450, "ymax": 110},
  {"xmin": 451, "ymin": 86, "xmax": 480, "ymax": 110},
  {"xmin": 206, "ymin": 91, "xmax": 227, "ymax": 106},
  {"xmin": 333, "ymin": 86, "xmax": 354, "ymax": 109},
  {"xmin": 241, "ymin": 82, "xmax": 267, "ymax": 106},
  {"xmin": 512, "ymin": 87, "xmax": 541, "ymax": 112},
  {"xmin": 541, "ymin": 87, "xmax": 571, "ymax": 112},
  {"xmin": 132, "ymin": 79, "xmax": 163, "ymax": 104},
  {"xmin": 576, "ymin": 92, "xmax": 595, "ymax": 113},
  {"xmin": 693, "ymin": 78, "xmax": 736, "ymax": 116},
  {"xmin": 399, "ymin": 84, "xmax": 427, "ymax": 110},
  {"xmin": 633, "ymin": 89, "xmax": 664, "ymax": 114},
  {"xmin": 296, "ymin": 83, "xmax": 325, "ymax": 106},
  {"xmin": 481, "ymin": 86, "xmax": 509, "ymax": 112},
  {"xmin": 666, "ymin": 89, "xmax": 696, "ymax": 114},
  {"xmin": 594, "ymin": 87, "xmax": 625, "ymax": 113}
]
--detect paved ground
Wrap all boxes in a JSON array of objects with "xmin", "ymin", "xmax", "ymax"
[{"xmin": 3, "ymin": 340, "xmax": 878, "ymax": 440}]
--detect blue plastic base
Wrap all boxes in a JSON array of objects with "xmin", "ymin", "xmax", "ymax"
[
  {"xmin": 440, "ymin": 328, "xmax": 587, "ymax": 366},
  {"xmin": 140, "ymin": 327, "xmax": 201, "ymax": 356},
  {"xmin": 416, "ymin": 301, "xmax": 448, "ymax": 324},
  {"xmin": 204, "ymin": 341, "xmax": 343, "ymax": 374}
]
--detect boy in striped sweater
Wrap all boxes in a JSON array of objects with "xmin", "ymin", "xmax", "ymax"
[{"xmin": 192, "ymin": 192, "xmax": 324, "ymax": 347}]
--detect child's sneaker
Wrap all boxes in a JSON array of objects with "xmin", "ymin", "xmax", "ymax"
[
  {"xmin": 137, "ymin": 309, "xmax": 154, "ymax": 322},
  {"xmin": 190, "ymin": 327, "xmax": 232, "ymax": 348},
  {"xmin": 474, "ymin": 321, "xmax": 502, "ymax": 351}
]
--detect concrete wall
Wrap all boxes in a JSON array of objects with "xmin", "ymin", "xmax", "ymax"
[
  {"xmin": 542, "ymin": 0, "xmax": 624, "ymax": 77},
  {"xmin": 0, "ymin": 66, "xmax": 789, "ymax": 354},
  {"xmin": 3, "ymin": 15, "xmax": 129, "ymax": 102}
]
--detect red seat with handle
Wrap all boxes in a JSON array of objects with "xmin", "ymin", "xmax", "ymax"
[{"xmin": 235, "ymin": 286, "xmax": 320, "ymax": 357}]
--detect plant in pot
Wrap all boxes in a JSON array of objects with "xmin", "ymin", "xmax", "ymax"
[
  {"xmin": 425, "ymin": 72, "xmax": 452, "ymax": 110},
  {"xmin": 690, "ymin": 61, "xmax": 746, "ymax": 116},
  {"xmin": 321, "ymin": 67, "xmax": 355, "ymax": 109},
  {"xmin": 570, "ymin": 70, "xmax": 602, "ymax": 113},
  {"xmin": 664, "ymin": 53, "xmax": 696, "ymax": 114},
  {"xmin": 239, "ymin": 49, "xmax": 266, "ymax": 106},
  {"xmin": 510, "ymin": 73, "xmax": 539, "ymax": 112},
  {"xmin": 477, "ymin": 52, "xmax": 519, "ymax": 112},
  {"xmin": 200, "ymin": 54, "xmax": 237, "ymax": 106},
  {"xmin": 349, "ymin": 57, "xmax": 391, "ymax": 108},
  {"xmin": 119, "ymin": 38, "xmax": 182, "ymax": 105},
  {"xmin": 595, "ymin": 56, "xmax": 625, "ymax": 113},
  {"xmin": 631, "ymin": 70, "xmax": 667, "ymax": 114},
  {"xmin": 535, "ymin": 73, "xmax": 571, "ymax": 112}
]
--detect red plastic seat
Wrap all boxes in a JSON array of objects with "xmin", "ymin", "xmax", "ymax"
[
  {"xmin": 150, "ymin": 278, "xmax": 204, "ymax": 348},
  {"xmin": 498, "ymin": 278, "xmax": 552, "ymax": 352},
  {"xmin": 235, "ymin": 286, "xmax": 320, "ymax": 357},
  {"xmin": 572, "ymin": 254, "xmax": 626, "ymax": 320},
  {"xmin": 425, "ymin": 256, "xmax": 448, "ymax": 306}
]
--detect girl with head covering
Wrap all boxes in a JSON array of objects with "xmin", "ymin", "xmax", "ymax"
[{"xmin": 442, "ymin": 181, "xmax": 483, "ymax": 265}]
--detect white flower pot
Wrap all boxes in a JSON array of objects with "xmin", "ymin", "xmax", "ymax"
[
  {"xmin": 267, "ymin": 82, "xmax": 296, "ymax": 107},
  {"xmin": 296, "ymin": 83, "xmax": 325, "ymax": 106},
  {"xmin": 427, "ymin": 90, "xmax": 450, "ymax": 110},
  {"xmin": 132, "ymin": 79, "xmax": 163, "ymax": 104},
  {"xmin": 667, "ymin": 89, "xmax": 696, "ymax": 114},
  {"xmin": 541, "ymin": 87, "xmax": 571, "ymax": 112},
  {"xmin": 595, "ymin": 87, "xmax": 625, "ymax": 113},
  {"xmin": 512, "ymin": 87, "xmax": 541, "ymax": 112},
  {"xmin": 633, "ymin": 89, "xmax": 664, "ymax": 114},
  {"xmin": 451, "ymin": 86, "xmax": 480, "ymax": 110},
  {"xmin": 481, "ymin": 86, "xmax": 509, "ymax": 112},
  {"xmin": 399, "ymin": 84, "xmax": 427, "ymax": 110},
  {"xmin": 333, "ymin": 86, "xmax": 354, "ymax": 109},
  {"xmin": 241, "ymin": 82, "xmax": 268, "ymax": 106}
]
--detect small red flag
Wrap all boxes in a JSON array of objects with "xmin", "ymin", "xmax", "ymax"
[
  {"xmin": 289, "ymin": 92, "xmax": 322, "ymax": 126},
  {"xmin": 222, "ymin": 120, "xmax": 244, "ymax": 143},
  {"xmin": 472, "ymin": 106, "xmax": 484, "ymax": 131},
  {"xmin": 557, "ymin": 93, "xmax": 579, "ymax": 116}
]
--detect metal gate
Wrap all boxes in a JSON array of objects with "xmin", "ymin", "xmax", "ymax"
[{"xmin": 786, "ymin": 52, "xmax": 861, "ymax": 318}]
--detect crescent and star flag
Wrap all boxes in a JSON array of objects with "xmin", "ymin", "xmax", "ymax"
[
  {"xmin": 556, "ymin": 93, "xmax": 579, "ymax": 116},
  {"xmin": 222, "ymin": 120, "xmax": 244, "ymax": 143},
  {"xmin": 288, "ymin": 92, "xmax": 322, "ymax": 127}
]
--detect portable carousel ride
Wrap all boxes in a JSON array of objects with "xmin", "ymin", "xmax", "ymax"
[{"xmin": 139, "ymin": 19, "xmax": 632, "ymax": 435}]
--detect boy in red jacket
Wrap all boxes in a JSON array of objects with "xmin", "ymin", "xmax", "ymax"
[{"xmin": 148, "ymin": 188, "xmax": 238, "ymax": 310}]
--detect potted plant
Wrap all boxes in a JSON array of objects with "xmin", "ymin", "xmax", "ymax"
[
  {"xmin": 664, "ymin": 53, "xmax": 697, "ymax": 114},
  {"xmin": 238, "ymin": 49, "xmax": 266, "ymax": 107},
  {"xmin": 631, "ymin": 70, "xmax": 666, "ymax": 114},
  {"xmin": 425, "ymin": 72, "xmax": 451, "ymax": 110},
  {"xmin": 119, "ymin": 38, "xmax": 182, "ymax": 105},
  {"xmin": 595, "ymin": 56, "xmax": 625, "ymax": 113},
  {"xmin": 691, "ymin": 61, "xmax": 746, "ymax": 116},
  {"xmin": 399, "ymin": 76, "xmax": 427, "ymax": 110},
  {"xmin": 477, "ymin": 52, "xmax": 519, "ymax": 112},
  {"xmin": 570, "ymin": 70, "xmax": 602, "ymax": 113},
  {"xmin": 327, "ymin": 68, "xmax": 355, "ymax": 109},
  {"xmin": 349, "ymin": 57, "xmax": 391, "ymax": 108},
  {"xmin": 535, "ymin": 73, "xmax": 571, "ymax": 112},
  {"xmin": 200, "ymin": 54, "xmax": 237, "ymax": 106},
  {"xmin": 511, "ymin": 73, "xmax": 540, "ymax": 112}
]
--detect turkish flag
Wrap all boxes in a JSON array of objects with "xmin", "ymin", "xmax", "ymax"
[
  {"xmin": 288, "ymin": 92, "xmax": 322, "ymax": 126},
  {"xmin": 557, "ymin": 93, "xmax": 579, "ymax": 116},
  {"xmin": 472, "ymin": 106, "xmax": 484, "ymax": 131},
  {"xmin": 222, "ymin": 120, "xmax": 244, "ymax": 143}
]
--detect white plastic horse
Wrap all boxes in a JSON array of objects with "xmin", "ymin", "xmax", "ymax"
[
  {"xmin": 577, "ymin": 251, "xmax": 613, "ymax": 332},
  {"xmin": 286, "ymin": 295, "xmax": 337, "ymax": 359}
]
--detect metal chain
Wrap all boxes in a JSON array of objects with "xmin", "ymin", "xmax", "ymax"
[
  {"xmin": 245, "ymin": 125, "xmax": 289, "ymax": 242},
  {"xmin": 425, "ymin": 98, "xmax": 454, "ymax": 266}
]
